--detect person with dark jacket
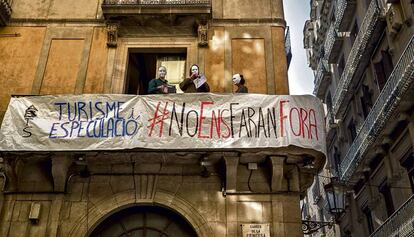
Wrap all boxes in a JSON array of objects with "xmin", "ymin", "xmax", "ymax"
[
  {"xmin": 179, "ymin": 64, "xmax": 210, "ymax": 93},
  {"xmin": 232, "ymin": 73, "xmax": 248, "ymax": 93},
  {"xmin": 148, "ymin": 66, "xmax": 175, "ymax": 94}
]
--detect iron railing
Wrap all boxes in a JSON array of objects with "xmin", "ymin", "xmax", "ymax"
[
  {"xmin": 324, "ymin": 23, "xmax": 342, "ymax": 63},
  {"xmin": 0, "ymin": 0, "xmax": 12, "ymax": 26},
  {"xmin": 335, "ymin": 0, "xmax": 357, "ymax": 31},
  {"xmin": 370, "ymin": 195, "xmax": 414, "ymax": 237},
  {"xmin": 339, "ymin": 36, "xmax": 414, "ymax": 181},
  {"xmin": 103, "ymin": 0, "xmax": 211, "ymax": 6},
  {"xmin": 313, "ymin": 59, "xmax": 330, "ymax": 96},
  {"xmin": 334, "ymin": 0, "xmax": 347, "ymax": 29},
  {"xmin": 332, "ymin": 0, "xmax": 382, "ymax": 117}
]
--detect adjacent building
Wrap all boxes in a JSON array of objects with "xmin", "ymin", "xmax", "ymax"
[
  {"xmin": 0, "ymin": 1, "xmax": 324, "ymax": 237},
  {"xmin": 303, "ymin": 0, "xmax": 414, "ymax": 236}
]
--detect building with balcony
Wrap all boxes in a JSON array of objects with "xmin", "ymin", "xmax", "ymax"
[
  {"xmin": 0, "ymin": 0, "xmax": 324, "ymax": 237},
  {"xmin": 303, "ymin": 0, "xmax": 414, "ymax": 236}
]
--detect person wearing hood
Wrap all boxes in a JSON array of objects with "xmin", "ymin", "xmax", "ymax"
[
  {"xmin": 179, "ymin": 64, "xmax": 210, "ymax": 93},
  {"xmin": 232, "ymin": 73, "xmax": 248, "ymax": 93}
]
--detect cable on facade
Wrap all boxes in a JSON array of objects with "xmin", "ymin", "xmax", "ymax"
[
  {"xmin": 247, "ymin": 169, "xmax": 254, "ymax": 192},
  {"xmin": 301, "ymin": 170, "xmax": 413, "ymax": 190}
]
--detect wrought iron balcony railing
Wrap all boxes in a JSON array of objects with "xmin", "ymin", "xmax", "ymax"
[
  {"xmin": 103, "ymin": 0, "xmax": 211, "ymax": 7},
  {"xmin": 0, "ymin": 0, "xmax": 12, "ymax": 26},
  {"xmin": 102, "ymin": 0, "xmax": 212, "ymax": 18},
  {"xmin": 332, "ymin": 0, "xmax": 383, "ymax": 118},
  {"xmin": 335, "ymin": 0, "xmax": 357, "ymax": 32},
  {"xmin": 370, "ymin": 195, "xmax": 414, "ymax": 237},
  {"xmin": 324, "ymin": 23, "xmax": 345, "ymax": 63},
  {"xmin": 313, "ymin": 59, "xmax": 331, "ymax": 98},
  {"xmin": 339, "ymin": 35, "xmax": 414, "ymax": 182}
]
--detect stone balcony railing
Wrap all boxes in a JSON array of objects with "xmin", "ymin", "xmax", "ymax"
[
  {"xmin": 102, "ymin": 0, "xmax": 212, "ymax": 18},
  {"xmin": 339, "ymin": 35, "xmax": 414, "ymax": 181},
  {"xmin": 0, "ymin": 0, "xmax": 12, "ymax": 26},
  {"xmin": 313, "ymin": 59, "xmax": 331, "ymax": 98},
  {"xmin": 332, "ymin": 0, "xmax": 385, "ymax": 118},
  {"xmin": 370, "ymin": 195, "xmax": 414, "ymax": 237}
]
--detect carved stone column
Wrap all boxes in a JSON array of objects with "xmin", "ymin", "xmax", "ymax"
[
  {"xmin": 197, "ymin": 23, "xmax": 208, "ymax": 47},
  {"xmin": 106, "ymin": 22, "xmax": 119, "ymax": 48}
]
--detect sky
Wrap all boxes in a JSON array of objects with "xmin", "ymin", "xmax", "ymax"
[{"xmin": 284, "ymin": 0, "xmax": 315, "ymax": 95}]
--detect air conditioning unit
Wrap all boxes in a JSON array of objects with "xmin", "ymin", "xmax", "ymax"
[{"xmin": 386, "ymin": 3, "xmax": 403, "ymax": 39}]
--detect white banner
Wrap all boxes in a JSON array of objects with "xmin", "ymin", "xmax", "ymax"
[{"xmin": 0, "ymin": 94, "xmax": 326, "ymax": 155}]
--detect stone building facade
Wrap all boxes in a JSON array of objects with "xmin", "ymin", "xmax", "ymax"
[
  {"xmin": 0, "ymin": 1, "xmax": 322, "ymax": 237},
  {"xmin": 303, "ymin": 0, "xmax": 414, "ymax": 236}
]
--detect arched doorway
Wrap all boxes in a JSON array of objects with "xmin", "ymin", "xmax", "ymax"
[{"xmin": 89, "ymin": 205, "xmax": 198, "ymax": 237}]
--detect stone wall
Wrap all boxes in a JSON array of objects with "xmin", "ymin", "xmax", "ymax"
[{"xmin": 0, "ymin": 154, "xmax": 306, "ymax": 237}]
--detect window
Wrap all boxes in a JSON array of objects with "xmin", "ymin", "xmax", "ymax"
[
  {"xmin": 379, "ymin": 181, "xmax": 395, "ymax": 217},
  {"xmin": 409, "ymin": 170, "xmax": 414, "ymax": 194},
  {"xmin": 333, "ymin": 146, "xmax": 341, "ymax": 176},
  {"xmin": 338, "ymin": 55, "xmax": 345, "ymax": 78},
  {"xmin": 400, "ymin": 149, "xmax": 414, "ymax": 194},
  {"xmin": 326, "ymin": 92, "xmax": 334, "ymax": 124},
  {"xmin": 347, "ymin": 119, "xmax": 357, "ymax": 143},
  {"xmin": 360, "ymin": 85, "xmax": 373, "ymax": 118},
  {"xmin": 363, "ymin": 206, "xmax": 375, "ymax": 234},
  {"xmin": 326, "ymin": 92, "xmax": 333, "ymax": 109},
  {"xmin": 350, "ymin": 22, "xmax": 359, "ymax": 46},
  {"xmin": 125, "ymin": 49, "xmax": 187, "ymax": 95},
  {"xmin": 373, "ymin": 49, "xmax": 394, "ymax": 91}
]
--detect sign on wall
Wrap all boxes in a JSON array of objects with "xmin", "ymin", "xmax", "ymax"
[
  {"xmin": 242, "ymin": 224, "xmax": 270, "ymax": 237},
  {"xmin": 0, "ymin": 94, "xmax": 326, "ymax": 154}
]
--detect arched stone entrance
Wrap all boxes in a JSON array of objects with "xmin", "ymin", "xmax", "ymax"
[
  {"xmin": 67, "ymin": 190, "xmax": 213, "ymax": 237},
  {"xmin": 88, "ymin": 205, "xmax": 198, "ymax": 237}
]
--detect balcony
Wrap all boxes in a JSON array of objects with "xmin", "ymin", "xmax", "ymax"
[
  {"xmin": 313, "ymin": 59, "xmax": 331, "ymax": 98},
  {"xmin": 339, "ymin": 35, "xmax": 414, "ymax": 182},
  {"xmin": 315, "ymin": 0, "xmax": 333, "ymax": 49},
  {"xmin": 324, "ymin": 24, "xmax": 345, "ymax": 63},
  {"xmin": 332, "ymin": 0, "xmax": 386, "ymax": 118},
  {"xmin": 335, "ymin": 0, "xmax": 357, "ymax": 32},
  {"xmin": 102, "ymin": 0, "xmax": 211, "ymax": 20},
  {"xmin": 0, "ymin": 0, "xmax": 12, "ymax": 26},
  {"xmin": 370, "ymin": 195, "xmax": 414, "ymax": 237}
]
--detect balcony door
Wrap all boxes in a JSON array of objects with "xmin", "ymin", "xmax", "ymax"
[{"xmin": 125, "ymin": 49, "xmax": 187, "ymax": 95}]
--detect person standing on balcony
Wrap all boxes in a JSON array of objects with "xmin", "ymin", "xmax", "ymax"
[
  {"xmin": 232, "ymin": 73, "xmax": 248, "ymax": 93},
  {"xmin": 148, "ymin": 66, "xmax": 176, "ymax": 94},
  {"xmin": 179, "ymin": 64, "xmax": 210, "ymax": 93}
]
